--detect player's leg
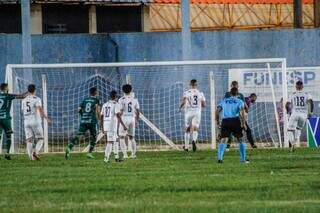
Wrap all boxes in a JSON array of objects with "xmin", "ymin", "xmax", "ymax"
[
  {"xmin": 217, "ymin": 119, "xmax": 230, "ymax": 163},
  {"xmin": 2, "ymin": 119, "xmax": 13, "ymax": 160},
  {"xmin": 184, "ymin": 112, "xmax": 192, "ymax": 151},
  {"xmin": 24, "ymin": 125, "xmax": 34, "ymax": 160},
  {"xmin": 226, "ymin": 134, "xmax": 233, "ymax": 151},
  {"xmin": 295, "ymin": 114, "xmax": 307, "ymax": 148},
  {"xmin": 287, "ymin": 114, "xmax": 298, "ymax": 151},
  {"xmin": 33, "ymin": 124, "xmax": 44, "ymax": 160},
  {"xmin": 118, "ymin": 120, "xmax": 128, "ymax": 159},
  {"xmin": 190, "ymin": 113, "xmax": 200, "ymax": 152},
  {"xmin": 65, "ymin": 124, "xmax": 86, "ymax": 159},
  {"xmin": 86, "ymin": 124, "xmax": 97, "ymax": 159},
  {"xmin": 104, "ymin": 133, "xmax": 114, "ymax": 163},
  {"xmin": 128, "ymin": 122, "xmax": 137, "ymax": 158},
  {"xmin": 233, "ymin": 118, "xmax": 248, "ymax": 163},
  {"xmin": 245, "ymin": 121, "xmax": 256, "ymax": 148}
]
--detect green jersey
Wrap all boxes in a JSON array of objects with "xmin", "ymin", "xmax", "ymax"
[
  {"xmin": 0, "ymin": 92, "xmax": 16, "ymax": 120},
  {"xmin": 79, "ymin": 96, "xmax": 100, "ymax": 124},
  {"xmin": 224, "ymin": 91, "xmax": 244, "ymax": 102}
]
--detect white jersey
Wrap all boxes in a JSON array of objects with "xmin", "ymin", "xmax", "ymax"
[
  {"xmin": 183, "ymin": 89, "xmax": 205, "ymax": 113},
  {"xmin": 22, "ymin": 95, "xmax": 42, "ymax": 123},
  {"xmin": 101, "ymin": 100, "xmax": 120, "ymax": 129},
  {"xmin": 289, "ymin": 91, "xmax": 312, "ymax": 114},
  {"xmin": 118, "ymin": 95, "xmax": 140, "ymax": 119}
]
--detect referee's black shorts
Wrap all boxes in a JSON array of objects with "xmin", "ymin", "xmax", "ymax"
[{"xmin": 220, "ymin": 117, "xmax": 243, "ymax": 138}]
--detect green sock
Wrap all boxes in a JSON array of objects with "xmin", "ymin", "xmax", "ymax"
[
  {"xmin": 68, "ymin": 137, "xmax": 79, "ymax": 150},
  {"xmin": 6, "ymin": 134, "xmax": 11, "ymax": 154},
  {"xmin": 88, "ymin": 137, "xmax": 96, "ymax": 153}
]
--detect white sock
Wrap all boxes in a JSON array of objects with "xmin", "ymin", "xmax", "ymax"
[
  {"xmin": 184, "ymin": 133, "xmax": 190, "ymax": 149},
  {"xmin": 105, "ymin": 143, "xmax": 113, "ymax": 160},
  {"xmin": 128, "ymin": 139, "xmax": 132, "ymax": 152},
  {"xmin": 288, "ymin": 130, "xmax": 295, "ymax": 145},
  {"xmin": 114, "ymin": 141, "xmax": 119, "ymax": 159},
  {"xmin": 27, "ymin": 141, "xmax": 33, "ymax": 160},
  {"xmin": 131, "ymin": 138, "xmax": 137, "ymax": 156},
  {"xmin": 295, "ymin": 129, "xmax": 302, "ymax": 147},
  {"xmin": 35, "ymin": 139, "xmax": 43, "ymax": 154},
  {"xmin": 192, "ymin": 131, "xmax": 199, "ymax": 142},
  {"xmin": 120, "ymin": 138, "xmax": 128, "ymax": 158}
]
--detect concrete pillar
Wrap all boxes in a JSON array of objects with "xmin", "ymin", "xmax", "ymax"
[
  {"xmin": 31, "ymin": 4, "xmax": 42, "ymax": 34},
  {"xmin": 294, "ymin": 0, "xmax": 303, "ymax": 28},
  {"xmin": 89, "ymin": 5, "xmax": 97, "ymax": 34},
  {"xmin": 142, "ymin": 5, "xmax": 151, "ymax": 32}
]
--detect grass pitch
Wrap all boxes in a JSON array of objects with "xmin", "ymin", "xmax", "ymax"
[{"xmin": 0, "ymin": 148, "xmax": 320, "ymax": 212}]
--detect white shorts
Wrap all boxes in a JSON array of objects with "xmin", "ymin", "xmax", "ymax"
[
  {"xmin": 185, "ymin": 110, "xmax": 201, "ymax": 129},
  {"xmin": 24, "ymin": 121, "xmax": 43, "ymax": 140},
  {"xmin": 118, "ymin": 117, "xmax": 135, "ymax": 137},
  {"xmin": 104, "ymin": 120, "xmax": 118, "ymax": 142},
  {"xmin": 288, "ymin": 112, "xmax": 307, "ymax": 131}
]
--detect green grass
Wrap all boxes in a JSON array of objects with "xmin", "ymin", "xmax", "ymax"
[{"xmin": 0, "ymin": 148, "xmax": 320, "ymax": 212}]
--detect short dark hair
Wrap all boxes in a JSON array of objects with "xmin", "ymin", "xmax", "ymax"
[
  {"xmin": 122, "ymin": 84, "xmax": 132, "ymax": 94},
  {"xmin": 0, "ymin": 83, "xmax": 8, "ymax": 91},
  {"xmin": 296, "ymin": 80, "xmax": 303, "ymax": 86},
  {"xmin": 250, "ymin": 93, "xmax": 257, "ymax": 98},
  {"xmin": 190, "ymin": 79, "xmax": 197, "ymax": 86},
  {"xmin": 28, "ymin": 84, "xmax": 36, "ymax": 93},
  {"xmin": 230, "ymin": 87, "xmax": 238, "ymax": 96},
  {"xmin": 89, "ymin": 87, "xmax": 97, "ymax": 95},
  {"xmin": 231, "ymin": 81, "xmax": 238, "ymax": 86},
  {"xmin": 110, "ymin": 90, "xmax": 117, "ymax": 99}
]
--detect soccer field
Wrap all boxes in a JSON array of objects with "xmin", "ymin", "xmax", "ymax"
[{"xmin": 1, "ymin": 148, "xmax": 320, "ymax": 212}]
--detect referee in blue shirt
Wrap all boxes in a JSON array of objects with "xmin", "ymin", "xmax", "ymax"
[{"xmin": 216, "ymin": 87, "xmax": 249, "ymax": 163}]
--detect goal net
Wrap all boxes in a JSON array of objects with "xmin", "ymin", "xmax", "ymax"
[{"xmin": 3, "ymin": 59, "xmax": 287, "ymax": 154}]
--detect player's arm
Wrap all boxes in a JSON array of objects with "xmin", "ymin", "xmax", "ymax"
[
  {"xmin": 201, "ymin": 92, "xmax": 206, "ymax": 108},
  {"xmin": 100, "ymin": 107, "xmax": 104, "ymax": 132},
  {"xmin": 96, "ymin": 103, "xmax": 101, "ymax": 125},
  {"xmin": 116, "ymin": 112, "xmax": 127, "ymax": 131},
  {"xmin": 179, "ymin": 97, "xmax": 187, "ymax": 110},
  {"xmin": 37, "ymin": 106, "xmax": 51, "ymax": 122},
  {"xmin": 11, "ymin": 91, "xmax": 28, "ymax": 99},
  {"xmin": 215, "ymin": 106, "xmax": 222, "ymax": 128},
  {"xmin": 239, "ymin": 107, "xmax": 246, "ymax": 130},
  {"xmin": 285, "ymin": 101, "xmax": 291, "ymax": 114},
  {"xmin": 307, "ymin": 96, "xmax": 314, "ymax": 118},
  {"xmin": 135, "ymin": 100, "xmax": 140, "ymax": 122}
]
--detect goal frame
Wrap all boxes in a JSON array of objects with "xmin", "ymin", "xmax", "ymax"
[{"xmin": 4, "ymin": 58, "xmax": 288, "ymax": 153}]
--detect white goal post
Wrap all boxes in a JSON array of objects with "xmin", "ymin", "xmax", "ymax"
[{"xmin": 3, "ymin": 58, "xmax": 288, "ymax": 154}]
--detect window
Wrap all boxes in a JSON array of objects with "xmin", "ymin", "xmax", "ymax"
[
  {"xmin": 42, "ymin": 4, "xmax": 89, "ymax": 34},
  {"xmin": 97, "ymin": 6, "xmax": 142, "ymax": 33},
  {"xmin": 0, "ymin": 4, "xmax": 21, "ymax": 33}
]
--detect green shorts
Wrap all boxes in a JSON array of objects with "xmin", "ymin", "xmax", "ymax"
[
  {"xmin": 0, "ymin": 119, "xmax": 13, "ymax": 135},
  {"xmin": 77, "ymin": 123, "xmax": 97, "ymax": 137}
]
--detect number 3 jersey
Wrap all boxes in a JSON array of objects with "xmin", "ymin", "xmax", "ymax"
[
  {"xmin": 183, "ymin": 89, "xmax": 205, "ymax": 113},
  {"xmin": 79, "ymin": 96, "xmax": 100, "ymax": 124},
  {"xmin": 21, "ymin": 95, "xmax": 42, "ymax": 124},
  {"xmin": 289, "ymin": 91, "xmax": 312, "ymax": 115}
]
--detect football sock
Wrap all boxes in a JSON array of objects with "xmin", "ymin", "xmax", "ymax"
[
  {"xmin": 131, "ymin": 138, "xmax": 137, "ymax": 156},
  {"xmin": 105, "ymin": 143, "xmax": 112, "ymax": 160},
  {"xmin": 88, "ymin": 136, "xmax": 97, "ymax": 153},
  {"xmin": 68, "ymin": 137, "xmax": 79, "ymax": 150},
  {"xmin": 288, "ymin": 130, "xmax": 295, "ymax": 145},
  {"xmin": 35, "ymin": 139, "xmax": 43, "ymax": 154},
  {"xmin": 239, "ymin": 139, "xmax": 246, "ymax": 162},
  {"xmin": 218, "ymin": 138, "xmax": 227, "ymax": 160},
  {"xmin": 184, "ymin": 133, "xmax": 190, "ymax": 149},
  {"xmin": 119, "ymin": 138, "xmax": 128, "ymax": 158},
  {"xmin": 27, "ymin": 141, "xmax": 33, "ymax": 160},
  {"xmin": 114, "ymin": 141, "xmax": 119, "ymax": 159},
  {"xmin": 192, "ymin": 131, "xmax": 198, "ymax": 142},
  {"xmin": 6, "ymin": 134, "xmax": 12, "ymax": 154},
  {"xmin": 295, "ymin": 129, "xmax": 301, "ymax": 146}
]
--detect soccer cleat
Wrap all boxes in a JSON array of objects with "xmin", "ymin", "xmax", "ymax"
[
  {"xmin": 290, "ymin": 145, "xmax": 295, "ymax": 153},
  {"xmin": 65, "ymin": 147, "xmax": 71, "ymax": 160},
  {"xmin": 192, "ymin": 141, "xmax": 197, "ymax": 152},
  {"xmin": 123, "ymin": 155, "xmax": 129, "ymax": 159},
  {"xmin": 115, "ymin": 158, "xmax": 123, "ymax": 163},
  {"xmin": 87, "ymin": 153, "xmax": 95, "ymax": 159},
  {"xmin": 32, "ymin": 153, "xmax": 40, "ymax": 161},
  {"xmin": 226, "ymin": 144, "xmax": 231, "ymax": 152},
  {"xmin": 241, "ymin": 159, "xmax": 250, "ymax": 164},
  {"xmin": 103, "ymin": 158, "xmax": 110, "ymax": 164},
  {"xmin": 130, "ymin": 155, "xmax": 137, "ymax": 159},
  {"xmin": 251, "ymin": 144, "xmax": 257, "ymax": 149},
  {"xmin": 4, "ymin": 154, "xmax": 11, "ymax": 160},
  {"xmin": 183, "ymin": 146, "xmax": 189, "ymax": 152},
  {"xmin": 217, "ymin": 160, "xmax": 223, "ymax": 164}
]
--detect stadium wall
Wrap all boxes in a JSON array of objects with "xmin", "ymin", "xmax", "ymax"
[{"xmin": 1, "ymin": 28, "xmax": 320, "ymax": 83}]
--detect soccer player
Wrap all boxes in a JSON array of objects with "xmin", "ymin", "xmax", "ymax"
[
  {"xmin": 244, "ymin": 93, "xmax": 257, "ymax": 148},
  {"xmin": 180, "ymin": 79, "xmax": 206, "ymax": 152},
  {"xmin": 216, "ymin": 87, "xmax": 248, "ymax": 163},
  {"xmin": 22, "ymin": 84, "xmax": 50, "ymax": 160},
  {"xmin": 0, "ymin": 83, "xmax": 28, "ymax": 160},
  {"xmin": 101, "ymin": 91, "xmax": 127, "ymax": 163},
  {"xmin": 65, "ymin": 87, "xmax": 101, "ymax": 159},
  {"xmin": 118, "ymin": 84, "xmax": 140, "ymax": 159},
  {"xmin": 286, "ymin": 81, "xmax": 313, "ymax": 152},
  {"xmin": 224, "ymin": 81, "xmax": 244, "ymax": 151}
]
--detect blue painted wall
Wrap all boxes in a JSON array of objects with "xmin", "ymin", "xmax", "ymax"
[{"xmin": 1, "ymin": 29, "xmax": 320, "ymax": 83}]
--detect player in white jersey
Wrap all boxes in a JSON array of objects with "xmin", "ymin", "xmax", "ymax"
[
  {"xmin": 101, "ymin": 91, "xmax": 127, "ymax": 163},
  {"xmin": 286, "ymin": 81, "xmax": 313, "ymax": 152},
  {"xmin": 21, "ymin": 84, "xmax": 50, "ymax": 160},
  {"xmin": 118, "ymin": 84, "xmax": 140, "ymax": 158},
  {"xmin": 180, "ymin": 79, "xmax": 206, "ymax": 152}
]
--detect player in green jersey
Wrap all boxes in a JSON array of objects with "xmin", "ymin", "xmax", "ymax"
[
  {"xmin": 65, "ymin": 87, "xmax": 101, "ymax": 159},
  {"xmin": 0, "ymin": 83, "xmax": 28, "ymax": 160}
]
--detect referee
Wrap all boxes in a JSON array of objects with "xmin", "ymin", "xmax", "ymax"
[{"xmin": 216, "ymin": 87, "xmax": 249, "ymax": 163}]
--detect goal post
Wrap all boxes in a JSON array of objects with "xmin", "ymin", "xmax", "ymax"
[{"xmin": 5, "ymin": 58, "xmax": 287, "ymax": 154}]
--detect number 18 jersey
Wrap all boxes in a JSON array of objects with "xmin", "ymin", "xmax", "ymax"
[{"xmin": 290, "ymin": 91, "xmax": 312, "ymax": 114}]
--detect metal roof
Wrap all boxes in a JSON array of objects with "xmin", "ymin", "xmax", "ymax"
[{"xmin": 0, "ymin": 0, "xmax": 153, "ymax": 4}]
